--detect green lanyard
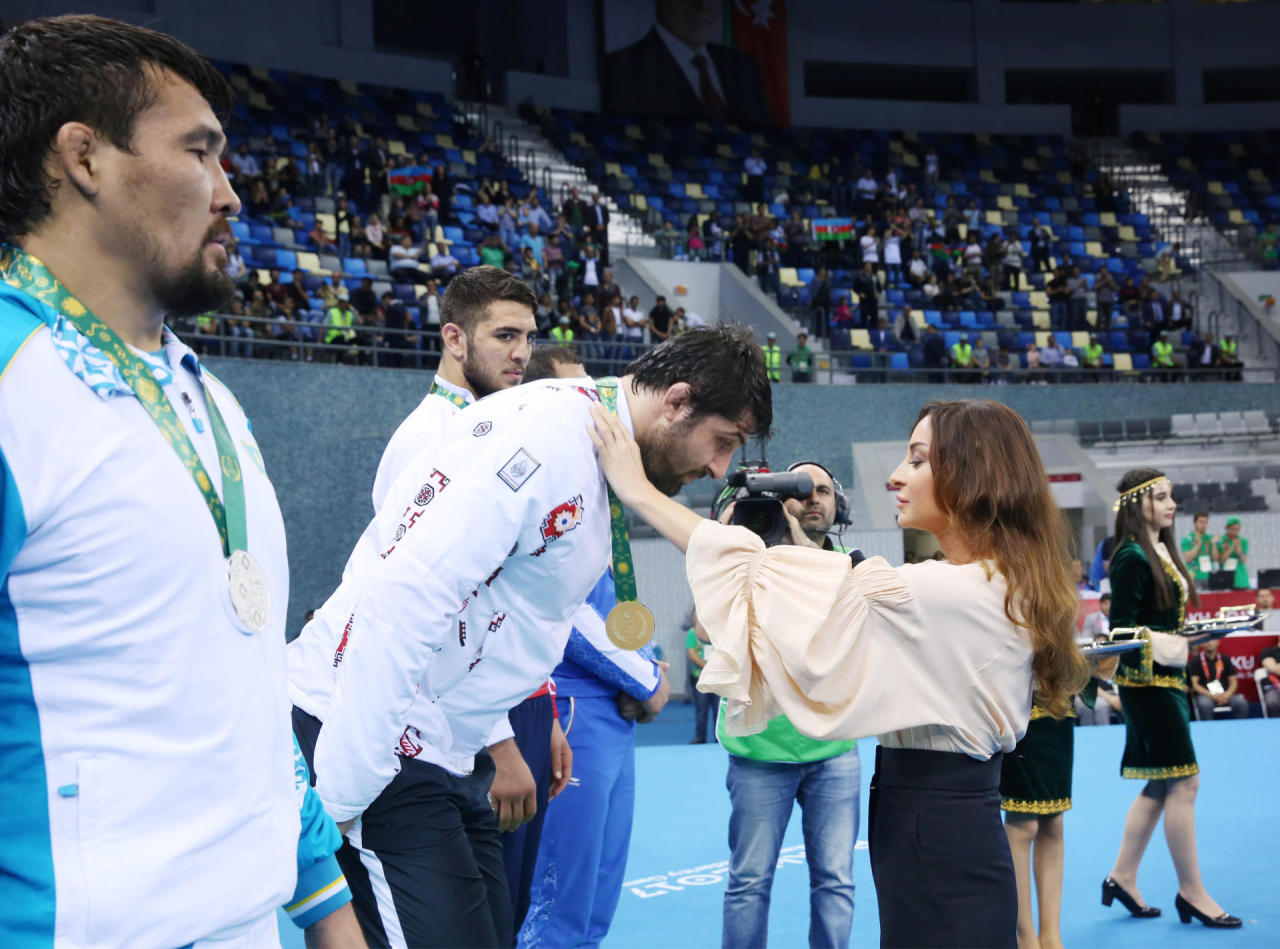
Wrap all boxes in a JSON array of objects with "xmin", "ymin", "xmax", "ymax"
[
  {"xmin": 429, "ymin": 379, "xmax": 471, "ymax": 410},
  {"xmin": 594, "ymin": 377, "xmax": 639, "ymax": 605},
  {"xmin": 0, "ymin": 248, "xmax": 247, "ymax": 557}
]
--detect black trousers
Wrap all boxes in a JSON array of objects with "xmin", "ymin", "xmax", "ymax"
[
  {"xmin": 869, "ymin": 746, "xmax": 1017, "ymax": 949},
  {"xmin": 501, "ymin": 693, "xmax": 553, "ymax": 944},
  {"xmin": 293, "ymin": 707, "xmax": 511, "ymax": 948}
]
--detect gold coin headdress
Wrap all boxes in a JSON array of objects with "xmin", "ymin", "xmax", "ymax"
[{"xmin": 1112, "ymin": 475, "xmax": 1170, "ymax": 512}]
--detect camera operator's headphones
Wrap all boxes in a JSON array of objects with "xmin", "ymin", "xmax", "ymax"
[{"xmin": 786, "ymin": 461, "xmax": 852, "ymax": 527}]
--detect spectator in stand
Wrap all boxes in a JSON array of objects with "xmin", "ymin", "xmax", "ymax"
[
  {"xmin": 648, "ymin": 295, "xmax": 673, "ymax": 342},
  {"xmin": 1083, "ymin": 334, "xmax": 1105, "ymax": 372},
  {"xmin": 620, "ymin": 295, "xmax": 646, "ymax": 355},
  {"xmin": 962, "ymin": 232, "xmax": 984, "ymax": 280},
  {"xmin": 389, "ymin": 234, "xmax": 427, "ymax": 284},
  {"xmin": 340, "ymin": 134, "xmax": 366, "ymax": 203},
  {"xmin": 587, "ymin": 193, "xmax": 611, "ymax": 264},
  {"xmin": 1189, "ymin": 639, "xmax": 1247, "ymax": 720},
  {"xmin": 498, "ymin": 197, "xmax": 520, "ymax": 250},
  {"xmin": 853, "ymin": 262, "xmax": 881, "ymax": 328},
  {"xmin": 1067, "ymin": 266, "xmax": 1088, "ymax": 330},
  {"xmin": 308, "ymin": 218, "xmax": 337, "ymax": 254},
  {"xmin": 1039, "ymin": 336, "xmax": 1064, "ymax": 373},
  {"xmin": 1076, "ymin": 629, "xmax": 1123, "ymax": 726},
  {"xmin": 1214, "ymin": 517, "xmax": 1249, "ymax": 589},
  {"xmin": 1187, "ymin": 331, "xmax": 1217, "ymax": 379},
  {"xmin": 350, "ymin": 276, "xmax": 378, "ymax": 322},
  {"xmin": 1151, "ymin": 333, "xmax": 1175, "ymax": 381},
  {"xmin": 963, "ymin": 199, "xmax": 982, "ymax": 236},
  {"xmin": 1028, "ymin": 218, "xmax": 1051, "ymax": 272},
  {"xmin": 906, "ymin": 249, "xmax": 929, "ymax": 288},
  {"xmin": 475, "ymin": 191, "xmax": 500, "ymax": 233},
  {"xmin": 1024, "ymin": 340, "xmax": 1042, "ymax": 382},
  {"xmin": 1217, "ymin": 333, "xmax": 1242, "ymax": 379},
  {"xmin": 744, "ymin": 149, "xmax": 766, "ymax": 204},
  {"xmin": 870, "ymin": 317, "xmax": 896, "ymax": 352},
  {"xmin": 224, "ymin": 239, "xmax": 248, "ymax": 285},
  {"xmin": 860, "ymin": 225, "xmax": 880, "ymax": 270},
  {"xmin": 924, "ymin": 146, "xmax": 939, "ymax": 186},
  {"xmin": 942, "ymin": 197, "xmax": 963, "ymax": 244},
  {"xmin": 832, "ymin": 295, "xmax": 855, "ymax": 330},
  {"xmin": 750, "ymin": 204, "xmax": 773, "ymax": 249},
  {"xmin": 921, "ymin": 323, "xmax": 948, "ymax": 382},
  {"xmin": 784, "ymin": 210, "xmax": 810, "ymax": 267},
  {"xmin": 787, "ymin": 332, "xmax": 814, "ymax": 383},
  {"xmin": 978, "ymin": 278, "xmax": 1004, "ymax": 312},
  {"xmin": 997, "ymin": 230, "xmax": 1022, "ymax": 292},
  {"xmin": 808, "ymin": 267, "xmax": 833, "ymax": 340},
  {"xmin": 658, "ymin": 219, "xmax": 681, "ymax": 261},
  {"xmin": 225, "ymin": 295, "xmax": 254, "ymax": 359},
  {"xmin": 1257, "ymin": 601, "xmax": 1280, "ymax": 715},
  {"xmin": 1047, "ymin": 267, "xmax": 1070, "ymax": 330},
  {"xmin": 1093, "ymin": 267, "xmax": 1117, "ymax": 331},
  {"xmin": 520, "ymin": 222, "xmax": 546, "ymax": 268},
  {"xmin": 561, "ymin": 185, "xmax": 588, "ymax": 238},
  {"xmin": 883, "ymin": 217, "xmax": 906, "ymax": 287},
  {"xmin": 285, "ymin": 270, "xmax": 310, "ymax": 313},
  {"xmin": 854, "ymin": 168, "xmax": 878, "ymax": 217},
  {"xmin": 1181, "ymin": 511, "xmax": 1214, "ymax": 589},
  {"xmin": 950, "ymin": 333, "xmax": 975, "ymax": 380},
  {"xmin": 1118, "ymin": 275, "xmax": 1141, "ymax": 322},
  {"xmin": 364, "ymin": 213, "xmax": 386, "ymax": 256},
  {"xmin": 230, "ymin": 142, "xmax": 261, "ymax": 179},
  {"xmin": 756, "ymin": 239, "xmax": 780, "ymax": 296},
  {"xmin": 429, "ymin": 246, "xmax": 462, "ymax": 282},
  {"xmin": 984, "ymin": 232, "xmax": 1005, "ymax": 291}
]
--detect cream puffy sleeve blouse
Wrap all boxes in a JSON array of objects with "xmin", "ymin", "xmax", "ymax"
[{"xmin": 687, "ymin": 521, "xmax": 1034, "ymax": 760}]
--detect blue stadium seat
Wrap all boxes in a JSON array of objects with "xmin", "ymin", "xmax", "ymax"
[{"xmin": 889, "ymin": 352, "xmax": 909, "ymax": 370}]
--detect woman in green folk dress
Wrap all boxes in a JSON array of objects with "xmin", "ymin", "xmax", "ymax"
[{"xmin": 1101, "ymin": 468, "xmax": 1240, "ymax": 929}]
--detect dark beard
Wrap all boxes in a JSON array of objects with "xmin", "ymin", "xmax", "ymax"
[
  {"xmin": 156, "ymin": 221, "xmax": 236, "ymax": 318},
  {"xmin": 636, "ymin": 420, "xmax": 692, "ymax": 497},
  {"xmin": 461, "ymin": 357, "xmax": 499, "ymax": 400}
]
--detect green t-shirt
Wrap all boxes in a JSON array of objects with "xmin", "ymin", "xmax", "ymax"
[
  {"xmin": 686, "ymin": 627, "xmax": 706, "ymax": 680},
  {"xmin": 716, "ymin": 541, "xmax": 857, "ymax": 763},
  {"xmin": 1214, "ymin": 534, "xmax": 1249, "ymax": 590},
  {"xmin": 788, "ymin": 345, "xmax": 813, "ymax": 372},
  {"xmin": 480, "ymin": 245, "xmax": 506, "ymax": 268},
  {"xmin": 1180, "ymin": 530, "xmax": 1213, "ymax": 582}
]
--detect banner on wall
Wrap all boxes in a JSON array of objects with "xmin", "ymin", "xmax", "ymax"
[{"xmin": 602, "ymin": 0, "xmax": 789, "ymax": 128}]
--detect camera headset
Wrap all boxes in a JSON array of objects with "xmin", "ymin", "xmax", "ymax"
[{"xmin": 785, "ymin": 461, "xmax": 851, "ymax": 528}]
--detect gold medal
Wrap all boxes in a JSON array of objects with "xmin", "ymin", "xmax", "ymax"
[{"xmin": 606, "ymin": 600, "xmax": 654, "ymax": 650}]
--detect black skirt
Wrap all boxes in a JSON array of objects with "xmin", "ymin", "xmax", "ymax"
[{"xmin": 870, "ymin": 745, "xmax": 1017, "ymax": 949}]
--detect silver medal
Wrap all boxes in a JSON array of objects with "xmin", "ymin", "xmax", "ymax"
[{"xmin": 227, "ymin": 549, "xmax": 270, "ymax": 634}]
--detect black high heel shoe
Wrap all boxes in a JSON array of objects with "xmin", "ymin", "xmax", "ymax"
[
  {"xmin": 1101, "ymin": 878, "xmax": 1161, "ymax": 918},
  {"xmin": 1175, "ymin": 894, "xmax": 1241, "ymax": 929}
]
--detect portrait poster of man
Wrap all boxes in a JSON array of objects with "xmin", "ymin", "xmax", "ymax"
[{"xmin": 603, "ymin": 0, "xmax": 790, "ymax": 128}]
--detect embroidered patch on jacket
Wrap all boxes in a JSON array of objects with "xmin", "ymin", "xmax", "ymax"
[
  {"xmin": 473, "ymin": 420, "xmax": 493, "ymax": 437},
  {"xmin": 498, "ymin": 448, "xmax": 540, "ymax": 492},
  {"xmin": 540, "ymin": 495, "xmax": 584, "ymax": 542}
]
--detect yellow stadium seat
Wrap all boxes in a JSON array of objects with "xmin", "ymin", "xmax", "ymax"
[
  {"xmin": 1032, "ymin": 312, "xmax": 1050, "ymax": 330},
  {"xmin": 1018, "ymin": 271, "xmax": 1029, "ymax": 290},
  {"xmin": 1071, "ymin": 331, "xmax": 1090, "ymax": 348},
  {"xmin": 1029, "ymin": 291, "xmax": 1048, "ymax": 309},
  {"xmin": 779, "ymin": 267, "xmax": 801, "ymax": 287},
  {"xmin": 909, "ymin": 309, "xmax": 925, "ymax": 328},
  {"xmin": 849, "ymin": 329, "xmax": 871, "ymax": 350},
  {"xmin": 1085, "ymin": 241, "xmax": 1104, "ymax": 257},
  {"xmin": 980, "ymin": 169, "xmax": 998, "ymax": 183},
  {"xmin": 625, "ymin": 125, "xmax": 643, "ymax": 139},
  {"xmin": 229, "ymin": 74, "xmax": 251, "ymax": 92},
  {"xmin": 648, "ymin": 152, "xmax": 667, "ymax": 167},
  {"xmin": 902, "ymin": 152, "xmax": 920, "ymax": 167},
  {"xmin": 777, "ymin": 160, "xmax": 794, "ymax": 175},
  {"xmin": 248, "ymin": 92, "xmax": 270, "ymax": 110},
  {"xmin": 416, "ymin": 102, "xmax": 436, "ymax": 118},
  {"xmin": 436, "ymin": 134, "xmax": 455, "ymax": 149},
  {"xmin": 716, "ymin": 143, "xmax": 735, "ymax": 158},
  {"xmin": 1228, "ymin": 143, "xmax": 1246, "ymax": 158},
  {"xmin": 997, "ymin": 195, "xmax": 1015, "ymax": 210},
  {"xmin": 1037, "ymin": 145, "xmax": 1054, "ymax": 158},
  {"xmin": 1229, "ymin": 209, "xmax": 1245, "ymax": 224},
  {"xmin": 1056, "ymin": 171, "xmax": 1072, "ymax": 185},
  {"xmin": 273, "ymin": 156, "xmax": 292, "ymax": 172},
  {"xmin": 250, "ymin": 65, "xmax": 271, "ymax": 81},
  {"xmin": 1099, "ymin": 212, "xmax": 1117, "ymax": 227},
  {"xmin": 1085, "ymin": 310, "xmax": 1096, "ymax": 327},
  {"xmin": 1118, "ymin": 225, "xmax": 1137, "ymax": 241},
  {"xmin": 1035, "ymin": 331, "xmax": 1051, "ymax": 348},
  {"xmin": 605, "ymin": 162, "xmax": 622, "ymax": 176},
  {"xmin": 396, "ymin": 114, "xmax": 417, "ymax": 131},
  {"xmin": 751, "ymin": 132, "xmax": 767, "ymax": 147},
  {"xmin": 339, "ymin": 79, "xmax": 359, "ymax": 94},
  {"xmin": 632, "ymin": 193, "xmax": 647, "ymax": 210},
  {"xmin": 1207, "ymin": 181, "xmax": 1225, "ymax": 195},
  {"xmin": 255, "ymin": 269, "xmax": 271, "ymax": 285},
  {"xmin": 958, "ymin": 223, "xmax": 968, "ymax": 240},
  {"xmin": 904, "ymin": 131, "xmax": 920, "ymax": 142},
  {"xmin": 1015, "ymin": 183, "xmax": 1031, "ymax": 197},
  {"xmin": 888, "ymin": 139, "xmax": 903, "ymax": 152},
  {"xmin": 986, "ymin": 210, "xmax": 1004, "ymax": 225},
  {"xmin": 1249, "ymin": 168, "xmax": 1267, "ymax": 182},
  {"xmin": 1113, "ymin": 352, "xmax": 1133, "ymax": 371},
  {"xmin": 462, "ymin": 150, "xmax": 476, "ymax": 164},
  {"xmin": 1022, "ymin": 157, "xmax": 1039, "ymax": 172},
  {"xmin": 685, "ymin": 182, "xmax": 705, "ymax": 199},
  {"xmin": 388, "ymin": 140, "xmax": 407, "ymax": 156},
  {"xmin": 316, "ymin": 213, "xmax": 336, "ymax": 235},
  {"xmin": 295, "ymin": 252, "xmax": 322, "ymax": 272},
  {"xmin": 570, "ymin": 132, "xmax": 589, "ymax": 146},
  {"xmin": 975, "ymin": 133, "xmax": 991, "ymax": 145},
  {"xmin": 1177, "ymin": 156, "xmax": 1195, "ymax": 172}
]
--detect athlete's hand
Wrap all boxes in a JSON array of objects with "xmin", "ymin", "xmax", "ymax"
[
  {"xmin": 487, "ymin": 738, "xmax": 537, "ymax": 831},
  {"xmin": 587, "ymin": 402, "xmax": 651, "ymax": 507},
  {"xmin": 643, "ymin": 662, "xmax": 672, "ymax": 719},
  {"xmin": 548, "ymin": 718, "xmax": 573, "ymax": 800}
]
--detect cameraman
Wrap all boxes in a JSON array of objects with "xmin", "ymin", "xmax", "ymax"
[{"xmin": 719, "ymin": 463, "xmax": 861, "ymax": 949}]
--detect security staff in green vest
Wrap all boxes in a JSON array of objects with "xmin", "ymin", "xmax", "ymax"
[
  {"xmin": 550, "ymin": 314, "xmax": 575, "ymax": 347},
  {"xmin": 950, "ymin": 333, "xmax": 974, "ymax": 382},
  {"xmin": 718, "ymin": 461, "xmax": 860, "ymax": 949},
  {"xmin": 1083, "ymin": 334, "xmax": 1104, "ymax": 370},
  {"xmin": 1218, "ymin": 334, "xmax": 1241, "ymax": 381},
  {"xmin": 763, "ymin": 331, "xmax": 782, "ymax": 382},
  {"xmin": 324, "ymin": 296, "xmax": 357, "ymax": 362},
  {"xmin": 1151, "ymin": 333, "xmax": 1174, "ymax": 368}
]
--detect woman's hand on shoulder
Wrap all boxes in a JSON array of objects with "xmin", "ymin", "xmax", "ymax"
[{"xmin": 587, "ymin": 402, "xmax": 652, "ymax": 507}]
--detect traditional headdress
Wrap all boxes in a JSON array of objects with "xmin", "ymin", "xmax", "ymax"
[{"xmin": 1113, "ymin": 475, "xmax": 1170, "ymax": 512}]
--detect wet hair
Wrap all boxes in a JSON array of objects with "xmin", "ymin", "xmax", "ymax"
[
  {"xmin": 0, "ymin": 14, "xmax": 235, "ymax": 241},
  {"xmin": 523, "ymin": 345, "xmax": 584, "ymax": 382},
  {"xmin": 624, "ymin": 323, "xmax": 772, "ymax": 436},
  {"xmin": 439, "ymin": 265, "xmax": 536, "ymax": 337},
  {"xmin": 916, "ymin": 399, "xmax": 1088, "ymax": 717},
  {"xmin": 1113, "ymin": 467, "xmax": 1200, "ymax": 613}
]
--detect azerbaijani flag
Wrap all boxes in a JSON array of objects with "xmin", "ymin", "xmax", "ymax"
[
  {"xmin": 389, "ymin": 166, "xmax": 432, "ymax": 197},
  {"xmin": 812, "ymin": 218, "xmax": 854, "ymax": 242}
]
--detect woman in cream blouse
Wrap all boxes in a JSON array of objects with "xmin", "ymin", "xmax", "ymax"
[{"xmin": 587, "ymin": 398, "xmax": 1085, "ymax": 948}]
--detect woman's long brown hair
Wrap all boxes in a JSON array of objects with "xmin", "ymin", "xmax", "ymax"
[{"xmin": 919, "ymin": 399, "xmax": 1088, "ymax": 717}]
